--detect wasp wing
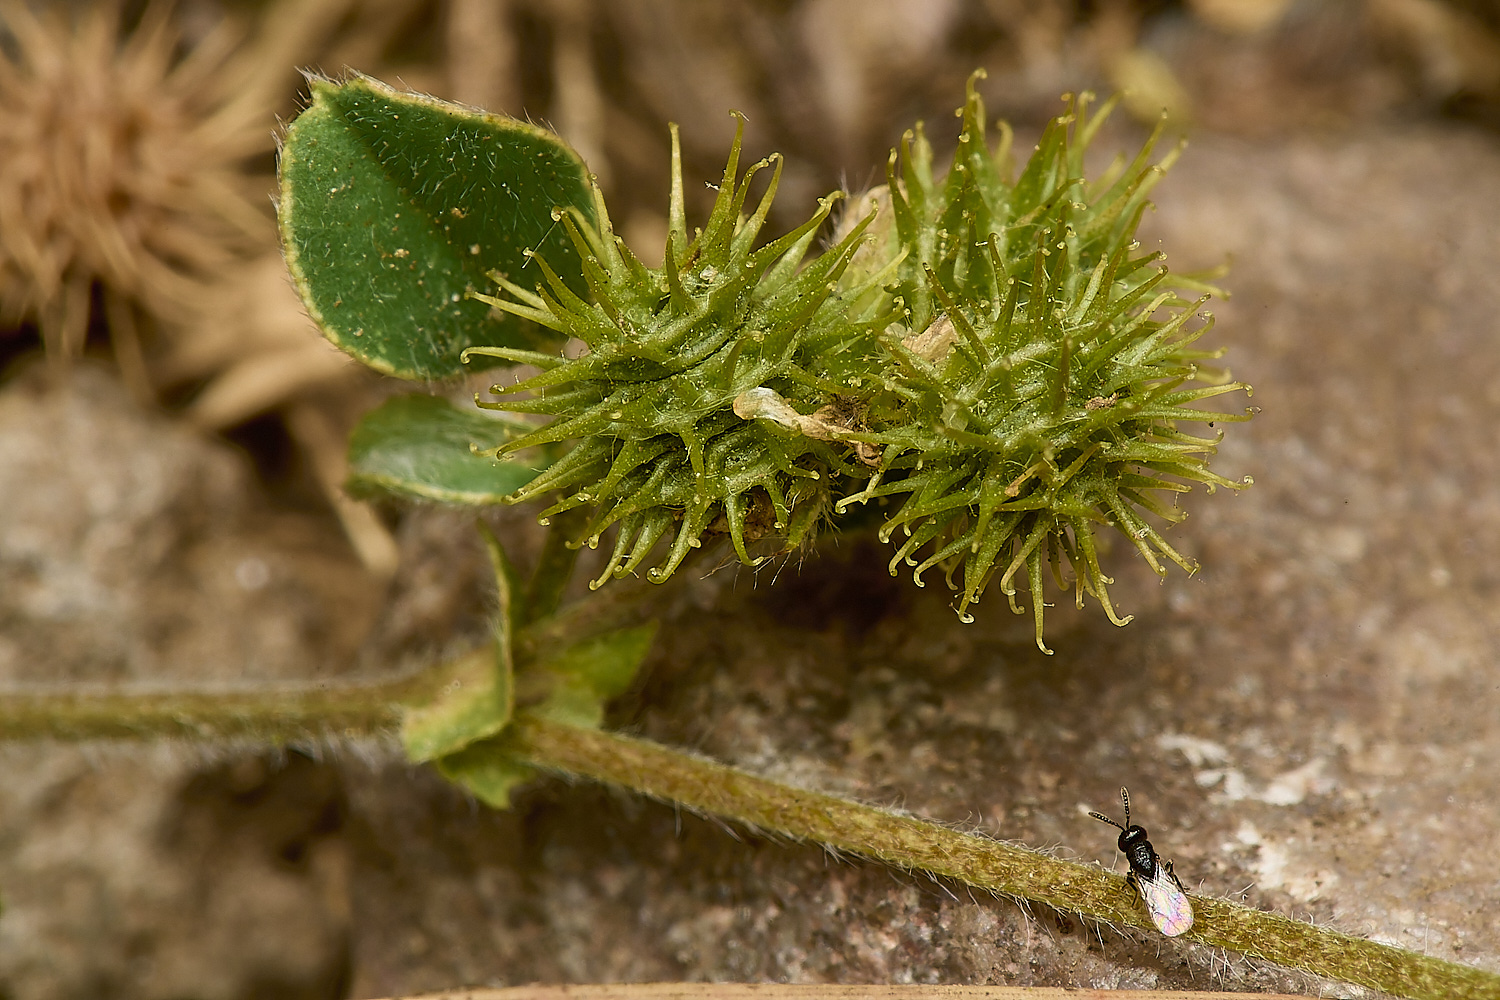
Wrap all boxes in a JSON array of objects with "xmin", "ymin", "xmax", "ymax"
[{"xmin": 1136, "ymin": 871, "xmax": 1194, "ymax": 937}]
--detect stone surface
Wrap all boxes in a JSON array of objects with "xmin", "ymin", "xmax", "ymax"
[
  {"xmin": 0, "ymin": 363, "xmax": 383, "ymax": 685},
  {"xmin": 4, "ymin": 120, "xmax": 1500, "ymax": 999},
  {"xmin": 339, "ymin": 123, "xmax": 1500, "ymax": 997},
  {"xmin": 0, "ymin": 365, "xmax": 382, "ymax": 999},
  {"xmin": 0, "ymin": 744, "xmax": 350, "ymax": 1000}
]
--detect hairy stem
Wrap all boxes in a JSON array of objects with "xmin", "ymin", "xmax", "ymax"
[
  {"xmin": 2, "ymin": 671, "xmax": 1494, "ymax": 1000},
  {"xmin": 0, "ymin": 670, "xmax": 426, "ymax": 742},
  {"xmin": 0, "ymin": 577, "xmax": 655, "ymax": 743},
  {"xmin": 510, "ymin": 717, "xmax": 1500, "ymax": 1000}
]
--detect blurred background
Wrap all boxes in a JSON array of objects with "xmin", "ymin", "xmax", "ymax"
[
  {"xmin": 3, "ymin": 1, "xmax": 1500, "ymax": 998},
  {"xmin": 2, "ymin": 0, "xmax": 1498, "ymax": 580},
  {"xmin": 4, "ymin": 0, "xmax": 1498, "ymax": 528}
]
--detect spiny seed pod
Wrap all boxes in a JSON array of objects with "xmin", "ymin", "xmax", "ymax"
[
  {"xmin": 833, "ymin": 72, "xmax": 1253, "ymax": 649},
  {"xmin": 465, "ymin": 115, "xmax": 890, "ymax": 588},
  {"xmin": 471, "ymin": 73, "xmax": 1251, "ymax": 650}
]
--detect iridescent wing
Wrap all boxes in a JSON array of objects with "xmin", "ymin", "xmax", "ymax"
[{"xmin": 1136, "ymin": 871, "xmax": 1194, "ymax": 937}]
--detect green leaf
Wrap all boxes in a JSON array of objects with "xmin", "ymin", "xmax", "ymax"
[
  {"xmin": 402, "ymin": 523, "xmax": 528, "ymax": 767},
  {"xmin": 530, "ymin": 623, "xmax": 658, "ymax": 728},
  {"xmin": 435, "ymin": 740, "xmax": 535, "ymax": 809},
  {"xmin": 346, "ymin": 394, "xmax": 549, "ymax": 504},
  {"xmin": 401, "ymin": 644, "xmax": 513, "ymax": 763},
  {"xmin": 278, "ymin": 74, "xmax": 596, "ymax": 379}
]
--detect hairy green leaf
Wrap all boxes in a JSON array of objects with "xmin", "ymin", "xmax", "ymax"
[
  {"xmin": 426, "ymin": 617, "xmax": 654, "ymax": 803},
  {"xmin": 346, "ymin": 394, "xmax": 547, "ymax": 504},
  {"xmin": 400, "ymin": 644, "xmax": 513, "ymax": 762},
  {"xmin": 435, "ymin": 740, "xmax": 535, "ymax": 809},
  {"xmin": 530, "ymin": 623, "xmax": 659, "ymax": 728},
  {"xmin": 278, "ymin": 74, "xmax": 595, "ymax": 379}
]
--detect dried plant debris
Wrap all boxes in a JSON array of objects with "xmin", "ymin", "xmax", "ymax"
[
  {"xmin": 0, "ymin": 0, "xmax": 400, "ymax": 389},
  {"xmin": 0, "ymin": 0, "xmax": 267, "ymax": 383},
  {"xmin": 0, "ymin": 0, "xmax": 415, "ymax": 573}
]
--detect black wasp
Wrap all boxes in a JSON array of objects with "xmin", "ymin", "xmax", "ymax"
[{"xmin": 1089, "ymin": 786, "xmax": 1194, "ymax": 936}]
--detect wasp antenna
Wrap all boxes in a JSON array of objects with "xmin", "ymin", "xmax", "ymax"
[
  {"xmin": 1119, "ymin": 786, "xmax": 1131, "ymax": 825},
  {"xmin": 1088, "ymin": 810, "xmax": 1123, "ymax": 830}
]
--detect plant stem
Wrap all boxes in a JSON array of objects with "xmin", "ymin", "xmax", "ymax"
[
  {"xmin": 513, "ymin": 575, "xmax": 657, "ymax": 665},
  {"xmin": 521, "ymin": 507, "xmax": 587, "ymax": 624},
  {"xmin": 0, "ymin": 577, "xmax": 651, "ymax": 743},
  {"xmin": 0, "ymin": 671, "xmax": 425, "ymax": 742},
  {"xmin": 3, "ymin": 672, "xmax": 1496, "ymax": 1000},
  {"xmin": 380, "ymin": 985, "xmax": 1311, "ymax": 1000},
  {"xmin": 510, "ymin": 716, "xmax": 1500, "ymax": 1000}
]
